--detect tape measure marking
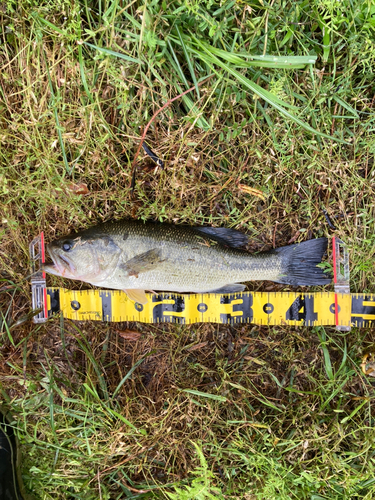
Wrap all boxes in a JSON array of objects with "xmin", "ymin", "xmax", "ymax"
[{"xmin": 332, "ymin": 235, "xmax": 339, "ymax": 326}]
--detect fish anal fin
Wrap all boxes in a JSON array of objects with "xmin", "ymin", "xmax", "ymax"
[{"xmin": 124, "ymin": 289, "xmax": 148, "ymax": 304}]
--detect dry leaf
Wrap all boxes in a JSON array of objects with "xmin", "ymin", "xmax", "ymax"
[
  {"xmin": 244, "ymin": 355, "xmax": 267, "ymax": 365},
  {"xmin": 68, "ymin": 183, "xmax": 89, "ymax": 195},
  {"xmin": 187, "ymin": 341, "xmax": 208, "ymax": 351},
  {"xmin": 116, "ymin": 329, "xmax": 141, "ymax": 341},
  {"xmin": 238, "ymin": 184, "xmax": 266, "ymax": 201},
  {"xmin": 361, "ymin": 352, "xmax": 375, "ymax": 377},
  {"xmin": 288, "ymin": 231, "xmax": 301, "ymax": 244}
]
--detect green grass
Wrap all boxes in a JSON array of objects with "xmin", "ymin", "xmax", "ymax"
[{"xmin": 1, "ymin": 0, "xmax": 375, "ymax": 498}]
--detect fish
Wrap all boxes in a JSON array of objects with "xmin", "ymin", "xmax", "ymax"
[{"xmin": 43, "ymin": 220, "xmax": 331, "ymax": 304}]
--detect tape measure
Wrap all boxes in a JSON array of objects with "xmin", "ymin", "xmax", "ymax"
[
  {"xmin": 41, "ymin": 287, "xmax": 375, "ymax": 327},
  {"xmin": 30, "ymin": 234, "xmax": 373, "ymax": 329}
]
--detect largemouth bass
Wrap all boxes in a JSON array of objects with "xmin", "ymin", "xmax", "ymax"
[{"xmin": 44, "ymin": 220, "xmax": 331, "ymax": 304}]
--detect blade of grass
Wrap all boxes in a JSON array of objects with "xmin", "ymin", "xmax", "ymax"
[
  {"xmin": 83, "ymin": 42, "xmax": 142, "ymax": 64},
  {"xmin": 332, "ymin": 95, "xmax": 359, "ymax": 118},
  {"xmin": 31, "ymin": 13, "xmax": 68, "ymax": 35},
  {"xmin": 316, "ymin": 328, "xmax": 334, "ymax": 380},
  {"xmin": 42, "ymin": 50, "xmax": 71, "ymax": 174},
  {"xmin": 341, "ymin": 399, "xmax": 368, "ymax": 424},
  {"xmin": 82, "ymin": 383, "xmax": 146, "ymax": 434},
  {"xmin": 335, "ymin": 339, "xmax": 349, "ymax": 377},
  {"xmin": 175, "ymin": 25, "xmax": 200, "ymax": 99},
  {"xmin": 138, "ymin": 0, "xmax": 147, "ymax": 57},
  {"xmin": 106, "ymin": 407, "xmax": 147, "ymax": 435},
  {"xmin": 256, "ymin": 101, "xmax": 277, "ymax": 143},
  {"xmin": 112, "ymin": 357, "xmax": 146, "ymax": 398},
  {"xmin": 191, "ymin": 48, "xmax": 298, "ymax": 108},
  {"xmin": 192, "ymin": 44, "xmax": 348, "ymax": 143},
  {"xmin": 320, "ymin": 21, "xmax": 331, "ymax": 63},
  {"xmin": 70, "ymin": 323, "xmax": 109, "ymax": 401},
  {"xmin": 181, "ymin": 389, "xmax": 227, "ymax": 402},
  {"xmin": 1, "ymin": 311, "xmax": 15, "ymax": 346},
  {"xmin": 166, "ymin": 39, "xmax": 190, "ymax": 89},
  {"xmin": 40, "ymin": 359, "xmax": 58, "ymax": 441},
  {"xmin": 164, "ymin": 46, "xmax": 211, "ymax": 129},
  {"xmin": 192, "ymin": 41, "xmax": 318, "ymax": 68},
  {"xmin": 321, "ymin": 375, "xmax": 350, "ymax": 409},
  {"xmin": 228, "ymin": 382, "xmax": 284, "ymax": 412},
  {"xmin": 77, "ymin": 44, "xmax": 94, "ymax": 103}
]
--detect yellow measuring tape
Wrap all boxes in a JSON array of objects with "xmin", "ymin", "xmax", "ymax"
[{"xmin": 44, "ymin": 288, "xmax": 375, "ymax": 327}]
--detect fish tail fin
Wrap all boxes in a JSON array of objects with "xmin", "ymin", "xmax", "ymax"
[{"xmin": 275, "ymin": 237, "xmax": 331, "ymax": 286}]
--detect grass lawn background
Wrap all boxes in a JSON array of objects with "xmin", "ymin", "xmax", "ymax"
[{"xmin": 1, "ymin": 0, "xmax": 375, "ymax": 498}]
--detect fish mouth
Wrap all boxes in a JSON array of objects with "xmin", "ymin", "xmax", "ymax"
[{"xmin": 45, "ymin": 246, "xmax": 76, "ymax": 277}]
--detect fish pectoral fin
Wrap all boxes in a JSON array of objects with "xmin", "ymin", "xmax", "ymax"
[
  {"xmin": 205, "ymin": 284, "xmax": 247, "ymax": 294},
  {"xmin": 120, "ymin": 248, "xmax": 163, "ymax": 277},
  {"xmin": 124, "ymin": 289, "xmax": 148, "ymax": 304}
]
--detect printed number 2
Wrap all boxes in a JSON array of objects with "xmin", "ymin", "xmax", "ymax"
[{"xmin": 152, "ymin": 294, "xmax": 186, "ymax": 324}]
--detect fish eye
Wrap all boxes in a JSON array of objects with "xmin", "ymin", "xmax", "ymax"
[{"xmin": 62, "ymin": 241, "xmax": 72, "ymax": 252}]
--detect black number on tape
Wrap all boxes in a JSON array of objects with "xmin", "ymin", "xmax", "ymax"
[
  {"xmin": 351, "ymin": 295, "xmax": 375, "ymax": 327},
  {"xmin": 220, "ymin": 294, "xmax": 253, "ymax": 324},
  {"xmin": 152, "ymin": 294, "xmax": 186, "ymax": 324},
  {"xmin": 100, "ymin": 291, "xmax": 112, "ymax": 321},
  {"xmin": 285, "ymin": 295, "xmax": 317, "ymax": 326},
  {"xmin": 47, "ymin": 289, "xmax": 60, "ymax": 315}
]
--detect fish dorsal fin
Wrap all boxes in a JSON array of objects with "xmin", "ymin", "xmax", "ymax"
[
  {"xmin": 120, "ymin": 248, "xmax": 163, "ymax": 277},
  {"xmin": 124, "ymin": 289, "xmax": 148, "ymax": 304},
  {"xmin": 193, "ymin": 227, "xmax": 248, "ymax": 248}
]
